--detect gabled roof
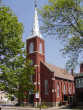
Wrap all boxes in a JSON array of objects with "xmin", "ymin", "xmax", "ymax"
[{"xmin": 42, "ymin": 62, "xmax": 74, "ymax": 81}]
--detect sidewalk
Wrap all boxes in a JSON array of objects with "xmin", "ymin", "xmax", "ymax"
[
  {"xmin": 0, "ymin": 106, "xmax": 59, "ymax": 110},
  {"xmin": 1, "ymin": 105, "xmax": 83, "ymax": 110},
  {"xmin": 0, "ymin": 106, "xmax": 69, "ymax": 110}
]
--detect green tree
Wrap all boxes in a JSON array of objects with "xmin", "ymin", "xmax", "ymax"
[
  {"xmin": 18, "ymin": 59, "xmax": 34, "ymax": 104},
  {"xmin": 0, "ymin": 55, "xmax": 34, "ymax": 104},
  {"xmin": 0, "ymin": 6, "xmax": 34, "ymax": 104},
  {"xmin": 40, "ymin": 0, "xmax": 83, "ymax": 69}
]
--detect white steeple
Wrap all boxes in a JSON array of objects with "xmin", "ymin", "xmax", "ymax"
[{"xmin": 27, "ymin": 0, "xmax": 43, "ymax": 39}]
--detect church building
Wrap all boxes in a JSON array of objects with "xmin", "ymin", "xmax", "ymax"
[{"xmin": 26, "ymin": 1, "xmax": 75, "ymax": 106}]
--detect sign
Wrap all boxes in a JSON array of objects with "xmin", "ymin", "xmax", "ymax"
[{"xmin": 35, "ymin": 92, "xmax": 39, "ymax": 98}]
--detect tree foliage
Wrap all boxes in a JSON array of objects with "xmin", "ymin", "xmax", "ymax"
[
  {"xmin": 40, "ymin": 0, "xmax": 83, "ymax": 69},
  {"xmin": 0, "ymin": 6, "xmax": 34, "ymax": 103}
]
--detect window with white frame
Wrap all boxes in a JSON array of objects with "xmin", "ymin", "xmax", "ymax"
[
  {"xmin": 45, "ymin": 80, "xmax": 48, "ymax": 95},
  {"xmin": 57, "ymin": 83, "xmax": 60, "ymax": 97},
  {"xmin": 80, "ymin": 78, "xmax": 83, "ymax": 88},
  {"xmin": 29, "ymin": 42, "xmax": 34, "ymax": 53},
  {"xmin": 76, "ymin": 79, "xmax": 83, "ymax": 88},
  {"xmin": 39, "ymin": 43, "xmax": 42, "ymax": 53}
]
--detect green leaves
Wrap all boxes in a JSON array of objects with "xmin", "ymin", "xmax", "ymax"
[
  {"xmin": 0, "ymin": 6, "xmax": 35, "ymax": 104},
  {"xmin": 55, "ymin": 0, "xmax": 75, "ymax": 8},
  {"xmin": 40, "ymin": 0, "xmax": 83, "ymax": 69},
  {"xmin": 0, "ymin": 7, "xmax": 24, "ymax": 58}
]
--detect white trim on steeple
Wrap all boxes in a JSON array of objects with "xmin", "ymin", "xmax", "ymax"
[{"xmin": 27, "ymin": 0, "xmax": 43, "ymax": 40}]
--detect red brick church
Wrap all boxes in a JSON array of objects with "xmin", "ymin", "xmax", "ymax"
[{"xmin": 26, "ymin": 1, "xmax": 75, "ymax": 106}]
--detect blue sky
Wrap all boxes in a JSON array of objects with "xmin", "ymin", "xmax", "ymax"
[{"xmin": 2, "ymin": 0, "xmax": 80, "ymax": 72}]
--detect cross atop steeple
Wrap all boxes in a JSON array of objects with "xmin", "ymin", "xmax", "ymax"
[
  {"xmin": 27, "ymin": 0, "xmax": 43, "ymax": 39},
  {"xmin": 34, "ymin": 0, "xmax": 37, "ymax": 8}
]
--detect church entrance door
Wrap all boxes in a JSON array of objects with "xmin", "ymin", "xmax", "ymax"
[{"xmin": 28, "ymin": 94, "xmax": 34, "ymax": 105}]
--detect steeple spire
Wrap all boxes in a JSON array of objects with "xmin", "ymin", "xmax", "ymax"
[{"xmin": 27, "ymin": 0, "xmax": 43, "ymax": 39}]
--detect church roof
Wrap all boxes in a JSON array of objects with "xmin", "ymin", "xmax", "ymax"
[
  {"xmin": 27, "ymin": 2, "xmax": 43, "ymax": 40},
  {"xmin": 42, "ymin": 62, "xmax": 74, "ymax": 81}
]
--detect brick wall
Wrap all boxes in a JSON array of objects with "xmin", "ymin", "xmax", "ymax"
[
  {"xmin": 40, "ymin": 62, "xmax": 75, "ymax": 105},
  {"xmin": 40, "ymin": 62, "xmax": 53, "ymax": 104}
]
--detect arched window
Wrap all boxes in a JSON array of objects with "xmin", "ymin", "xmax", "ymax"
[
  {"xmin": 29, "ymin": 42, "xmax": 34, "ymax": 53},
  {"xmin": 40, "ymin": 43, "xmax": 42, "ymax": 53},
  {"xmin": 57, "ymin": 83, "xmax": 60, "ymax": 97},
  {"xmin": 73, "ymin": 85, "xmax": 75, "ymax": 94},
  {"xmin": 64, "ymin": 84, "xmax": 66, "ymax": 95},
  {"xmin": 45, "ymin": 80, "xmax": 48, "ymax": 95},
  {"xmin": 69, "ymin": 84, "xmax": 71, "ymax": 94}
]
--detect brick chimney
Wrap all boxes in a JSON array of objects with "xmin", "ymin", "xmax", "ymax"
[{"xmin": 80, "ymin": 63, "xmax": 83, "ymax": 73}]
